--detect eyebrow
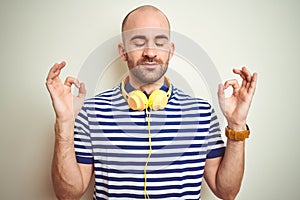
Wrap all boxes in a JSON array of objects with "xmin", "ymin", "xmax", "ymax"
[
  {"xmin": 155, "ymin": 34, "xmax": 169, "ymax": 40},
  {"xmin": 130, "ymin": 35, "xmax": 146, "ymax": 41},
  {"xmin": 130, "ymin": 34, "xmax": 169, "ymax": 41}
]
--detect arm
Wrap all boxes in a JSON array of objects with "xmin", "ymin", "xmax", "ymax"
[
  {"xmin": 46, "ymin": 61, "xmax": 93, "ymax": 199},
  {"xmin": 204, "ymin": 67, "xmax": 257, "ymax": 200},
  {"xmin": 204, "ymin": 140, "xmax": 245, "ymax": 200}
]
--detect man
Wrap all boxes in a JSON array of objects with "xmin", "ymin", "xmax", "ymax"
[{"xmin": 46, "ymin": 5, "xmax": 257, "ymax": 200}]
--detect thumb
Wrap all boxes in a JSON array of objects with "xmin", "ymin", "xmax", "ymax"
[
  {"xmin": 218, "ymin": 84, "xmax": 225, "ymax": 113},
  {"xmin": 78, "ymin": 82, "xmax": 87, "ymax": 99}
]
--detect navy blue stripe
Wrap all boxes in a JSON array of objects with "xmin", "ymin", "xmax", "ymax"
[
  {"xmin": 97, "ymin": 182, "xmax": 201, "ymax": 192},
  {"xmin": 94, "ymin": 165, "xmax": 205, "ymax": 175},
  {"xmin": 93, "ymin": 157, "xmax": 206, "ymax": 167},
  {"xmin": 90, "ymin": 135, "xmax": 207, "ymax": 142},
  {"xmin": 148, "ymin": 190, "xmax": 200, "ymax": 199},
  {"xmin": 95, "ymin": 189, "xmax": 142, "ymax": 199},
  {"xmin": 87, "ymin": 113, "xmax": 210, "ymax": 119},
  {"xmin": 95, "ymin": 173, "xmax": 202, "ymax": 183},
  {"xmin": 88, "ymin": 113, "xmax": 145, "ymax": 119},
  {"xmin": 74, "ymin": 137, "xmax": 90, "ymax": 142},
  {"xmin": 164, "ymin": 106, "xmax": 211, "ymax": 111},
  {"xmin": 85, "ymin": 105, "xmax": 211, "ymax": 112},
  {"xmin": 85, "ymin": 98, "xmax": 124, "ymax": 106},
  {"xmin": 208, "ymin": 140, "xmax": 224, "ymax": 146},
  {"xmin": 207, "ymin": 147, "xmax": 226, "ymax": 158},
  {"xmin": 74, "ymin": 144, "xmax": 91, "ymax": 150},
  {"xmin": 91, "ymin": 128, "xmax": 209, "ymax": 134},
  {"xmin": 206, "ymin": 133, "xmax": 222, "ymax": 140},
  {"xmin": 95, "ymin": 189, "xmax": 200, "ymax": 199},
  {"xmin": 92, "ymin": 142, "xmax": 207, "ymax": 150},
  {"xmin": 75, "ymin": 121, "xmax": 89, "ymax": 131},
  {"xmin": 93, "ymin": 150, "xmax": 205, "ymax": 158},
  {"xmin": 91, "ymin": 120, "xmax": 210, "ymax": 126},
  {"xmin": 76, "ymin": 156, "xmax": 93, "ymax": 164},
  {"xmin": 76, "ymin": 151, "xmax": 92, "ymax": 157},
  {"xmin": 209, "ymin": 128, "xmax": 221, "ymax": 134}
]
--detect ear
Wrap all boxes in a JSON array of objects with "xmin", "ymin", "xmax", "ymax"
[
  {"xmin": 169, "ymin": 42, "xmax": 175, "ymax": 60},
  {"xmin": 118, "ymin": 43, "xmax": 127, "ymax": 61}
]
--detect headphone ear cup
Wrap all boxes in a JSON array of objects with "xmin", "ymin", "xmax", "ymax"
[
  {"xmin": 148, "ymin": 90, "xmax": 168, "ymax": 111},
  {"xmin": 127, "ymin": 90, "xmax": 148, "ymax": 111}
]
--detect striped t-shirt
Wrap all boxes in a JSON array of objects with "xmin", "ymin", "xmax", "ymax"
[{"xmin": 74, "ymin": 84, "xmax": 225, "ymax": 200}]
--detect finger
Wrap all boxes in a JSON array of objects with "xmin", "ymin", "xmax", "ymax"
[
  {"xmin": 224, "ymin": 79, "xmax": 240, "ymax": 96},
  {"xmin": 58, "ymin": 61, "xmax": 66, "ymax": 69},
  {"xmin": 241, "ymin": 78, "xmax": 247, "ymax": 88},
  {"xmin": 46, "ymin": 61, "xmax": 66, "ymax": 81},
  {"xmin": 233, "ymin": 68, "xmax": 246, "ymax": 80},
  {"xmin": 224, "ymin": 79, "xmax": 239, "ymax": 89},
  {"xmin": 248, "ymin": 72, "xmax": 258, "ymax": 94},
  {"xmin": 78, "ymin": 82, "xmax": 87, "ymax": 98},
  {"xmin": 46, "ymin": 63, "xmax": 59, "ymax": 81},
  {"xmin": 64, "ymin": 76, "xmax": 80, "ymax": 88},
  {"xmin": 241, "ymin": 66, "xmax": 252, "ymax": 82},
  {"xmin": 50, "ymin": 61, "xmax": 66, "ymax": 76},
  {"xmin": 218, "ymin": 84, "xmax": 225, "ymax": 99},
  {"xmin": 233, "ymin": 67, "xmax": 252, "ymax": 82},
  {"xmin": 217, "ymin": 84, "xmax": 225, "ymax": 110}
]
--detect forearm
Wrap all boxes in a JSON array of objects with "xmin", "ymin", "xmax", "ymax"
[
  {"xmin": 52, "ymin": 120, "xmax": 84, "ymax": 200},
  {"xmin": 216, "ymin": 124, "xmax": 246, "ymax": 200},
  {"xmin": 216, "ymin": 139, "xmax": 245, "ymax": 200}
]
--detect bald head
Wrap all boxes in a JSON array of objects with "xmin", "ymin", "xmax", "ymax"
[{"xmin": 121, "ymin": 5, "xmax": 170, "ymax": 32}]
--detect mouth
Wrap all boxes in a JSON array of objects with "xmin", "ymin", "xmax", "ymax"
[
  {"xmin": 141, "ymin": 62, "xmax": 158, "ymax": 65},
  {"xmin": 140, "ymin": 63, "xmax": 159, "ymax": 69}
]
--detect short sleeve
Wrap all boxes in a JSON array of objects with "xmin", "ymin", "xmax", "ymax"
[
  {"xmin": 74, "ymin": 105, "xmax": 94, "ymax": 164},
  {"xmin": 206, "ymin": 108, "xmax": 226, "ymax": 159}
]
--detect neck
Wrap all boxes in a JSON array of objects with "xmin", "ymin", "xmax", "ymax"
[{"xmin": 128, "ymin": 75, "xmax": 165, "ymax": 95}]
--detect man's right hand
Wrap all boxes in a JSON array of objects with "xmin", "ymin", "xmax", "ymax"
[
  {"xmin": 47, "ymin": 62, "xmax": 92, "ymax": 199},
  {"xmin": 46, "ymin": 61, "xmax": 86, "ymax": 123}
]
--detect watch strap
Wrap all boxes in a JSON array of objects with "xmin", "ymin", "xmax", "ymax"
[{"xmin": 225, "ymin": 125, "xmax": 250, "ymax": 141}]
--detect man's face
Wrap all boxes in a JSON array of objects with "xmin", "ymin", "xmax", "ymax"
[
  {"xmin": 119, "ymin": 9, "xmax": 174, "ymax": 84},
  {"xmin": 122, "ymin": 28, "xmax": 173, "ymax": 84}
]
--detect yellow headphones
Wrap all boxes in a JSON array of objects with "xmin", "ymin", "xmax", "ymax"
[
  {"xmin": 121, "ymin": 76, "xmax": 172, "ymax": 198},
  {"xmin": 121, "ymin": 76, "xmax": 172, "ymax": 111}
]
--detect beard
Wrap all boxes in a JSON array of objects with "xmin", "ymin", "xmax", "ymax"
[{"xmin": 126, "ymin": 54, "xmax": 170, "ymax": 84}]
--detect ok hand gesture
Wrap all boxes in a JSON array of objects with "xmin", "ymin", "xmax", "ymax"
[
  {"xmin": 46, "ymin": 61, "xmax": 86, "ymax": 122},
  {"xmin": 218, "ymin": 67, "xmax": 258, "ymax": 130}
]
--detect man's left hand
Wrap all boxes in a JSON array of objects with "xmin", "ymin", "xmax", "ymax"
[{"xmin": 218, "ymin": 67, "xmax": 258, "ymax": 130}]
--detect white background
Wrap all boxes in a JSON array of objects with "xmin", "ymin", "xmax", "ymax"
[{"xmin": 0, "ymin": 0, "xmax": 299, "ymax": 199}]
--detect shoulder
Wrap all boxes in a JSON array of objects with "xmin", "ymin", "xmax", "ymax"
[
  {"xmin": 81, "ymin": 85, "xmax": 127, "ymax": 112},
  {"xmin": 171, "ymin": 86, "xmax": 212, "ymax": 109},
  {"xmin": 84, "ymin": 85, "xmax": 122, "ymax": 104}
]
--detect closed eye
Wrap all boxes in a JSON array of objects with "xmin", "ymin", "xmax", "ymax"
[
  {"xmin": 130, "ymin": 35, "xmax": 146, "ymax": 47},
  {"xmin": 133, "ymin": 41, "xmax": 145, "ymax": 47},
  {"xmin": 155, "ymin": 39, "xmax": 168, "ymax": 47}
]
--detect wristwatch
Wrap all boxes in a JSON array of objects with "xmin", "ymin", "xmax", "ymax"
[{"xmin": 225, "ymin": 125, "xmax": 250, "ymax": 141}]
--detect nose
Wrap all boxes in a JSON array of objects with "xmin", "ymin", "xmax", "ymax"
[{"xmin": 142, "ymin": 46, "xmax": 157, "ymax": 59}]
